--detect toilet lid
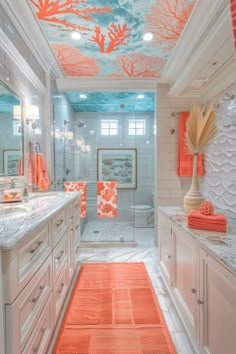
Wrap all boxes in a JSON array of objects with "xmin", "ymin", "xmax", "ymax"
[{"xmin": 130, "ymin": 205, "xmax": 152, "ymax": 210}]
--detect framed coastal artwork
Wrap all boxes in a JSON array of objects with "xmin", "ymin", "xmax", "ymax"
[
  {"xmin": 97, "ymin": 148, "xmax": 137, "ymax": 189},
  {"xmin": 3, "ymin": 149, "xmax": 21, "ymax": 176}
]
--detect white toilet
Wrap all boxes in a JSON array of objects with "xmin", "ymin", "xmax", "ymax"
[{"xmin": 130, "ymin": 204, "xmax": 154, "ymax": 228}]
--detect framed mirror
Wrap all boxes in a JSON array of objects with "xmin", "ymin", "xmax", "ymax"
[{"xmin": 0, "ymin": 81, "xmax": 24, "ymax": 177}]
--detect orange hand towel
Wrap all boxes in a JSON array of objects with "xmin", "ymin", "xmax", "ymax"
[
  {"xmin": 178, "ymin": 112, "xmax": 204, "ymax": 176},
  {"xmin": 187, "ymin": 210, "xmax": 227, "ymax": 232},
  {"xmin": 35, "ymin": 153, "xmax": 50, "ymax": 191},
  {"xmin": 187, "ymin": 222, "xmax": 226, "ymax": 232}
]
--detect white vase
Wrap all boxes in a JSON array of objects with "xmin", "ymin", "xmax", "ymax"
[{"xmin": 183, "ymin": 154, "xmax": 204, "ymax": 212}]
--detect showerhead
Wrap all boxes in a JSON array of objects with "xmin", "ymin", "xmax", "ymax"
[{"xmin": 64, "ymin": 120, "xmax": 86, "ymax": 128}]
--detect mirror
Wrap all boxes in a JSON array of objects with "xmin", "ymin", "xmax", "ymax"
[{"xmin": 0, "ymin": 81, "xmax": 24, "ymax": 177}]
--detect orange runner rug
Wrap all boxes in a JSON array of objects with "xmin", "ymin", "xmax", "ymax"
[{"xmin": 53, "ymin": 262, "xmax": 177, "ymax": 354}]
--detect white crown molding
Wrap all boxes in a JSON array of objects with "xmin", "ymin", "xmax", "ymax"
[
  {"xmin": 56, "ymin": 78, "xmax": 158, "ymax": 91},
  {"xmin": 0, "ymin": 27, "xmax": 46, "ymax": 95},
  {"xmin": 165, "ymin": 2, "xmax": 232, "ymax": 97},
  {"xmin": 162, "ymin": 0, "xmax": 229, "ymax": 82},
  {"xmin": 200, "ymin": 57, "xmax": 236, "ymax": 102},
  {"xmin": 2, "ymin": 0, "xmax": 63, "ymax": 79}
]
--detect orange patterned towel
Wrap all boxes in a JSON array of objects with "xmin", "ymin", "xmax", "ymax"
[
  {"xmin": 97, "ymin": 181, "xmax": 117, "ymax": 218},
  {"xmin": 178, "ymin": 112, "xmax": 204, "ymax": 176},
  {"xmin": 64, "ymin": 181, "xmax": 87, "ymax": 218}
]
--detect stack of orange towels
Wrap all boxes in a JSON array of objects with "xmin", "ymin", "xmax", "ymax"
[{"xmin": 187, "ymin": 210, "xmax": 227, "ymax": 232}]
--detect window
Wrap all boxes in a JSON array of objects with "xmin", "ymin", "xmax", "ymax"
[
  {"xmin": 101, "ymin": 119, "xmax": 118, "ymax": 136},
  {"xmin": 128, "ymin": 119, "xmax": 145, "ymax": 135}
]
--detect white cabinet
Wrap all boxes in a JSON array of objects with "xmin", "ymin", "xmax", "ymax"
[
  {"xmin": 199, "ymin": 250, "xmax": 236, "ymax": 354},
  {"xmin": 158, "ymin": 211, "xmax": 174, "ymax": 289},
  {"xmin": 2, "ymin": 196, "xmax": 80, "ymax": 354},
  {"xmin": 173, "ymin": 226, "xmax": 198, "ymax": 342},
  {"xmin": 158, "ymin": 209, "xmax": 236, "ymax": 354}
]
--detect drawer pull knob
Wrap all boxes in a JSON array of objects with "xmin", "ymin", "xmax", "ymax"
[
  {"xmin": 56, "ymin": 250, "xmax": 64, "ymax": 261},
  {"xmin": 74, "ymin": 203, "xmax": 79, "ymax": 208},
  {"xmin": 58, "ymin": 283, "xmax": 64, "ymax": 294},
  {"xmin": 197, "ymin": 299, "xmax": 204, "ymax": 305},
  {"xmin": 75, "ymin": 224, "xmax": 80, "ymax": 230},
  {"xmin": 32, "ymin": 285, "xmax": 45, "ymax": 303},
  {"xmin": 191, "ymin": 288, "xmax": 196, "ymax": 294},
  {"xmin": 168, "ymin": 255, "xmax": 171, "ymax": 259},
  {"xmin": 56, "ymin": 219, "xmax": 63, "ymax": 226},
  {"xmin": 76, "ymin": 246, "xmax": 80, "ymax": 253},
  {"xmin": 32, "ymin": 328, "xmax": 46, "ymax": 352},
  {"xmin": 30, "ymin": 241, "xmax": 43, "ymax": 254}
]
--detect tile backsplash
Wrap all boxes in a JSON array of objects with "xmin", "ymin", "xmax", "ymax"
[{"xmin": 201, "ymin": 83, "xmax": 236, "ymax": 217}]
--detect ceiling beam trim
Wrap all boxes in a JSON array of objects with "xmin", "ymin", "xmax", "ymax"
[
  {"xmin": 2, "ymin": 0, "xmax": 63, "ymax": 79},
  {"xmin": 56, "ymin": 78, "xmax": 158, "ymax": 92},
  {"xmin": 162, "ymin": 0, "xmax": 229, "ymax": 83},
  {"xmin": 0, "ymin": 27, "xmax": 47, "ymax": 95}
]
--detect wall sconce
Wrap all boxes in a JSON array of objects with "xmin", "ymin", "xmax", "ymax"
[{"xmin": 13, "ymin": 104, "xmax": 39, "ymax": 129}]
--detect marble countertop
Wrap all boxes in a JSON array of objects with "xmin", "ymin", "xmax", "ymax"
[
  {"xmin": 159, "ymin": 206, "xmax": 236, "ymax": 275},
  {"xmin": 0, "ymin": 191, "xmax": 80, "ymax": 249}
]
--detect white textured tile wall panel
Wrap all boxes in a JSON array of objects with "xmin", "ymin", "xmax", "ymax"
[{"xmin": 201, "ymin": 82, "xmax": 236, "ymax": 217}]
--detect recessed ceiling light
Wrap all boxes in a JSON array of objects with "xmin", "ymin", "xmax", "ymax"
[
  {"xmin": 89, "ymin": 130, "xmax": 95, "ymax": 135},
  {"xmin": 71, "ymin": 31, "xmax": 82, "ymax": 40},
  {"xmin": 143, "ymin": 32, "xmax": 153, "ymax": 41},
  {"xmin": 137, "ymin": 94, "xmax": 144, "ymax": 99},
  {"xmin": 80, "ymin": 94, "xmax": 87, "ymax": 99}
]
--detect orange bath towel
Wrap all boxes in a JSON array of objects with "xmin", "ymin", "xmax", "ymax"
[
  {"xmin": 178, "ymin": 112, "xmax": 204, "ymax": 176},
  {"xmin": 64, "ymin": 181, "xmax": 87, "ymax": 218}
]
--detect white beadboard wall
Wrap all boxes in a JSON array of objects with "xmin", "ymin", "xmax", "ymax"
[
  {"xmin": 156, "ymin": 84, "xmax": 199, "ymax": 209},
  {"xmin": 201, "ymin": 82, "xmax": 236, "ymax": 217}
]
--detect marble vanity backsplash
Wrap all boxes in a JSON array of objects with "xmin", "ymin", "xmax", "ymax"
[
  {"xmin": 0, "ymin": 191, "xmax": 80, "ymax": 249},
  {"xmin": 159, "ymin": 206, "xmax": 236, "ymax": 275}
]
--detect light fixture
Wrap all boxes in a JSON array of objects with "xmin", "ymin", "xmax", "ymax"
[
  {"xmin": 13, "ymin": 105, "xmax": 21, "ymax": 120},
  {"xmin": 143, "ymin": 32, "xmax": 154, "ymax": 41},
  {"xmin": 13, "ymin": 104, "xmax": 39, "ymax": 129},
  {"xmin": 79, "ymin": 94, "xmax": 87, "ymax": 99},
  {"xmin": 71, "ymin": 31, "xmax": 82, "ymax": 40},
  {"xmin": 137, "ymin": 94, "xmax": 144, "ymax": 99}
]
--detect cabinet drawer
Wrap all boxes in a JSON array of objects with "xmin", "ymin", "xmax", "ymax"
[
  {"xmin": 53, "ymin": 263, "xmax": 68, "ymax": 324},
  {"xmin": 3, "ymin": 223, "xmax": 51, "ymax": 303},
  {"xmin": 5, "ymin": 256, "xmax": 52, "ymax": 354},
  {"xmin": 52, "ymin": 233, "xmax": 68, "ymax": 284},
  {"xmin": 22, "ymin": 294, "xmax": 53, "ymax": 354},
  {"xmin": 52, "ymin": 209, "xmax": 67, "ymax": 246}
]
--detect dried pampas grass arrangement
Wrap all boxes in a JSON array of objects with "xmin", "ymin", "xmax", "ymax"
[
  {"xmin": 185, "ymin": 103, "xmax": 217, "ymax": 154},
  {"xmin": 183, "ymin": 103, "xmax": 217, "ymax": 212}
]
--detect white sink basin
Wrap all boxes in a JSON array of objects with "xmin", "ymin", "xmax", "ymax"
[{"xmin": 0, "ymin": 205, "xmax": 31, "ymax": 217}]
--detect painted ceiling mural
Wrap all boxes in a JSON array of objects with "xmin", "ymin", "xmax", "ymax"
[
  {"xmin": 63, "ymin": 92, "xmax": 155, "ymax": 112},
  {"xmin": 29, "ymin": 0, "xmax": 197, "ymax": 78}
]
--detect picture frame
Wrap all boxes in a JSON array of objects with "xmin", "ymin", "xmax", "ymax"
[
  {"xmin": 97, "ymin": 148, "xmax": 137, "ymax": 189},
  {"xmin": 3, "ymin": 149, "xmax": 21, "ymax": 176}
]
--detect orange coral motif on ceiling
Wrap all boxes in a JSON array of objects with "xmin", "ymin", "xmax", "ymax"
[{"xmin": 29, "ymin": 0, "xmax": 197, "ymax": 78}]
